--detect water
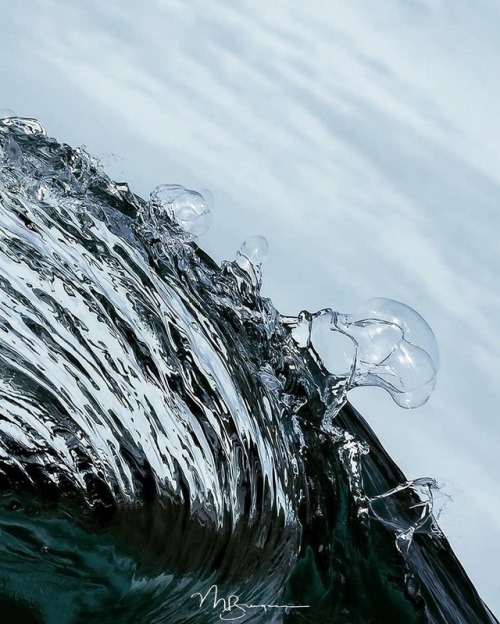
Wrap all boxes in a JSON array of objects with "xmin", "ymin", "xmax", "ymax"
[{"xmin": 0, "ymin": 117, "xmax": 496, "ymax": 623}]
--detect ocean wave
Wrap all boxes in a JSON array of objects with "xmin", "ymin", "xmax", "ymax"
[{"xmin": 0, "ymin": 117, "xmax": 496, "ymax": 623}]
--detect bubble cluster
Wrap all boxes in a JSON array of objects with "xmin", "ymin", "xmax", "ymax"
[{"xmin": 307, "ymin": 298, "xmax": 439, "ymax": 410}]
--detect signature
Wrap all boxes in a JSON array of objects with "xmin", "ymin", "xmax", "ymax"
[{"xmin": 190, "ymin": 584, "xmax": 310, "ymax": 621}]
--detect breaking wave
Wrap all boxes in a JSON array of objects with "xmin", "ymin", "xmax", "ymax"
[{"xmin": 0, "ymin": 117, "xmax": 496, "ymax": 623}]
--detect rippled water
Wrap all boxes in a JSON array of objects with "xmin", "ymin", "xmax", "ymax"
[{"xmin": 0, "ymin": 118, "xmax": 496, "ymax": 623}]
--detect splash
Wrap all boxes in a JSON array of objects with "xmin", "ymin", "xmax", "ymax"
[
  {"xmin": 0, "ymin": 116, "xmax": 496, "ymax": 624},
  {"xmin": 368, "ymin": 477, "xmax": 438, "ymax": 556}
]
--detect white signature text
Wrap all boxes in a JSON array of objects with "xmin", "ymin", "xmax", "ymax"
[{"xmin": 190, "ymin": 584, "xmax": 310, "ymax": 621}]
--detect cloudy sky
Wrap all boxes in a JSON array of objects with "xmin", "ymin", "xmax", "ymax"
[{"xmin": 2, "ymin": 0, "xmax": 499, "ymax": 616}]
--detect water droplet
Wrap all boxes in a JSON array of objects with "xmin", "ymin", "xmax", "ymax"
[
  {"xmin": 150, "ymin": 184, "xmax": 185, "ymax": 208},
  {"xmin": 149, "ymin": 184, "xmax": 212, "ymax": 238},
  {"xmin": 199, "ymin": 187, "xmax": 214, "ymax": 212}
]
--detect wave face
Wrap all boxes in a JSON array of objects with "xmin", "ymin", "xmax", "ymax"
[{"xmin": 0, "ymin": 118, "xmax": 497, "ymax": 623}]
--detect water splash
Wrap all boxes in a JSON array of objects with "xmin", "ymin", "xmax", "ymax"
[
  {"xmin": 0, "ymin": 118, "xmax": 496, "ymax": 624},
  {"xmin": 0, "ymin": 115, "xmax": 47, "ymax": 136},
  {"xmin": 337, "ymin": 430, "xmax": 370, "ymax": 520},
  {"xmin": 369, "ymin": 477, "xmax": 437, "ymax": 555}
]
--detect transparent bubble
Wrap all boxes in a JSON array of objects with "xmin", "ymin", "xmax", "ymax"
[
  {"xmin": 150, "ymin": 184, "xmax": 185, "ymax": 208},
  {"xmin": 342, "ymin": 298, "xmax": 439, "ymax": 367},
  {"xmin": 172, "ymin": 191, "xmax": 212, "ymax": 237},
  {"xmin": 239, "ymin": 235, "xmax": 269, "ymax": 264},
  {"xmin": 149, "ymin": 184, "xmax": 212, "ymax": 238},
  {"xmin": 309, "ymin": 298, "xmax": 439, "ymax": 410},
  {"xmin": 199, "ymin": 187, "xmax": 214, "ymax": 213},
  {"xmin": 235, "ymin": 235, "xmax": 269, "ymax": 273}
]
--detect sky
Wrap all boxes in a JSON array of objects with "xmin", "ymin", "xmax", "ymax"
[{"xmin": 1, "ymin": 0, "xmax": 499, "ymax": 616}]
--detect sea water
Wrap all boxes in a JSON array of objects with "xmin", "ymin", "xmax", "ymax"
[{"xmin": 0, "ymin": 117, "xmax": 496, "ymax": 623}]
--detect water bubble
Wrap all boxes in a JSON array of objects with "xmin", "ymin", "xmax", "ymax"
[
  {"xmin": 150, "ymin": 184, "xmax": 185, "ymax": 207},
  {"xmin": 238, "ymin": 235, "xmax": 269, "ymax": 265},
  {"xmin": 235, "ymin": 235, "xmax": 269, "ymax": 274},
  {"xmin": 149, "ymin": 184, "xmax": 212, "ymax": 238},
  {"xmin": 233, "ymin": 236, "xmax": 269, "ymax": 291},
  {"xmin": 199, "ymin": 187, "xmax": 214, "ymax": 212},
  {"xmin": 310, "ymin": 298, "xmax": 439, "ymax": 410}
]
